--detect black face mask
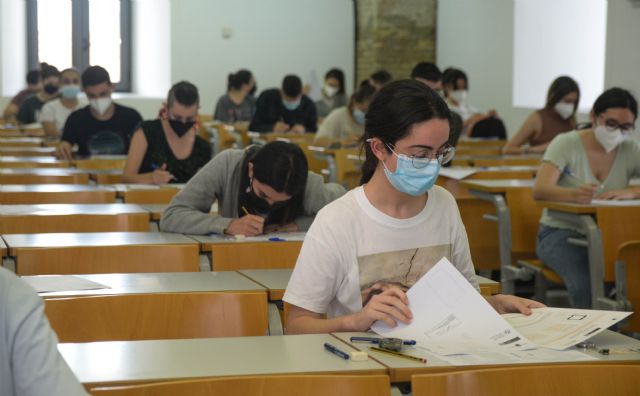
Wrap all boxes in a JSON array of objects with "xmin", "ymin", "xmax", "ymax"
[
  {"xmin": 44, "ymin": 83, "xmax": 59, "ymax": 95},
  {"xmin": 169, "ymin": 119, "xmax": 195, "ymax": 137},
  {"xmin": 246, "ymin": 177, "xmax": 288, "ymax": 215}
]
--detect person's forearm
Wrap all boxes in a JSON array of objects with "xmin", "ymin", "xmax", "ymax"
[
  {"xmin": 286, "ymin": 314, "xmax": 356, "ymax": 335},
  {"xmin": 533, "ymin": 184, "xmax": 577, "ymax": 202},
  {"xmin": 502, "ymin": 144, "xmax": 524, "ymax": 155}
]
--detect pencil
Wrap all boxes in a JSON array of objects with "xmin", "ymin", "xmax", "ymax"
[
  {"xmin": 241, "ymin": 206, "xmax": 250, "ymax": 216},
  {"xmin": 369, "ymin": 346, "xmax": 427, "ymax": 363}
]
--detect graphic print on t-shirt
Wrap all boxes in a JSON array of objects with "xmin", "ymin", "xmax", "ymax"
[
  {"xmin": 87, "ymin": 130, "xmax": 126, "ymax": 155},
  {"xmin": 357, "ymin": 244, "xmax": 451, "ymax": 307}
]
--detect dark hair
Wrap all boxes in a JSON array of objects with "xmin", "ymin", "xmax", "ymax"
[
  {"xmin": 41, "ymin": 65, "xmax": 60, "ymax": 80},
  {"xmin": 353, "ymin": 83, "xmax": 376, "ymax": 104},
  {"xmin": 546, "ymin": 76, "xmax": 580, "ymax": 112},
  {"xmin": 227, "ymin": 69, "xmax": 253, "ymax": 91},
  {"xmin": 442, "ymin": 68, "xmax": 468, "ymax": 92},
  {"xmin": 167, "ymin": 81, "xmax": 199, "ymax": 108},
  {"xmin": 81, "ymin": 65, "xmax": 111, "ymax": 88},
  {"xmin": 360, "ymin": 79, "xmax": 451, "ymax": 184},
  {"xmin": 282, "ymin": 75, "xmax": 302, "ymax": 98},
  {"xmin": 325, "ymin": 68, "xmax": 345, "ymax": 94},
  {"xmin": 60, "ymin": 68, "xmax": 80, "ymax": 77},
  {"xmin": 370, "ymin": 70, "xmax": 393, "ymax": 85},
  {"xmin": 239, "ymin": 142, "xmax": 309, "ymax": 225},
  {"xmin": 26, "ymin": 70, "xmax": 41, "ymax": 85},
  {"xmin": 592, "ymin": 88, "xmax": 638, "ymax": 120},
  {"xmin": 411, "ymin": 62, "xmax": 442, "ymax": 82}
]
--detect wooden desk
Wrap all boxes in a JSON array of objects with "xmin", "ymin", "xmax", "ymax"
[
  {"xmin": 0, "ymin": 156, "xmax": 70, "ymax": 168},
  {"xmin": 236, "ymin": 269, "xmax": 501, "ymax": 301},
  {"xmin": 0, "ymin": 137, "xmax": 44, "ymax": 147},
  {"xmin": 456, "ymin": 138, "xmax": 506, "ymax": 148},
  {"xmin": 192, "ymin": 233, "xmax": 305, "ymax": 271},
  {"xmin": 536, "ymin": 200, "xmax": 640, "ymax": 309},
  {"xmin": 0, "ymin": 168, "xmax": 90, "ymax": 184},
  {"xmin": 451, "ymin": 155, "xmax": 541, "ymax": 168},
  {"xmin": 460, "ymin": 180, "xmax": 537, "ymax": 294},
  {"xmin": 0, "ymin": 204, "xmax": 150, "ymax": 233},
  {"xmin": 0, "ymin": 237, "xmax": 6, "ymax": 258},
  {"xmin": 0, "ymin": 127, "xmax": 44, "ymax": 137},
  {"xmin": 476, "ymin": 275, "xmax": 501, "ymax": 295},
  {"xmin": 140, "ymin": 204, "xmax": 169, "ymax": 221},
  {"xmin": 0, "ymin": 184, "xmax": 117, "ymax": 204},
  {"xmin": 0, "ymin": 147, "xmax": 55, "ymax": 156},
  {"xmin": 90, "ymin": 169, "xmax": 123, "ymax": 184},
  {"xmin": 108, "ymin": 184, "xmax": 183, "ymax": 204},
  {"xmin": 2, "ymin": 232, "xmax": 200, "ymax": 275},
  {"xmin": 333, "ymin": 330, "xmax": 640, "ymax": 383},
  {"xmin": 59, "ymin": 334, "xmax": 387, "ymax": 388},
  {"xmin": 73, "ymin": 156, "xmax": 127, "ymax": 170}
]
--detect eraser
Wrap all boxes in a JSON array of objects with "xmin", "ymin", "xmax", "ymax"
[
  {"xmin": 349, "ymin": 351, "xmax": 368, "ymax": 361},
  {"xmin": 234, "ymin": 234, "xmax": 246, "ymax": 240}
]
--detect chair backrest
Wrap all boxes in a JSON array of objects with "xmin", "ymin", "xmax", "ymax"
[
  {"xmin": 90, "ymin": 374, "xmax": 391, "ymax": 396},
  {"xmin": 209, "ymin": 241, "xmax": 303, "ymax": 271},
  {"xmin": 617, "ymin": 240, "xmax": 640, "ymax": 332},
  {"xmin": 412, "ymin": 364, "xmax": 640, "ymax": 396},
  {"xmin": 333, "ymin": 148, "xmax": 362, "ymax": 189},
  {"xmin": 45, "ymin": 291, "xmax": 269, "ymax": 342},
  {"xmin": 299, "ymin": 143, "xmax": 329, "ymax": 176}
]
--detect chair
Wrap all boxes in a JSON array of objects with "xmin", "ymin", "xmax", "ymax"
[
  {"xmin": 44, "ymin": 291, "xmax": 269, "ymax": 342},
  {"xmin": 616, "ymin": 240, "xmax": 640, "ymax": 333},
  {"xmin": 412, "ymin": 364, "xmax": 640, "ymax": 396},
  {"xmin": 90, "ymin": 374, "xmax": 391, "ymax": 396},
  {"xmin": 333, "ymin": 148, "xmax": 362, "ymax": 190},
  {"xmin": 208, "ymin": 241, "xmax": 303, "ymax": 271}
]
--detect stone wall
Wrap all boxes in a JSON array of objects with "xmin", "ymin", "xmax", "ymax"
[{"xmin": 355, "ymin": 0, "xmax": 437, "ymax": 86}]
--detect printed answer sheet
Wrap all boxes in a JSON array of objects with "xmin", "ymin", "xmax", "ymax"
[
  {"xmin": 503, "ymin": 307, "xmax": 631, "ymax": 350},
  {"xmin": 371, "ymin": 257, "xmax": 535, "ymax": 355}
]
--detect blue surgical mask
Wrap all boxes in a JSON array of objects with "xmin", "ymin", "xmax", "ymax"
[
  {"xmin": 61, "ymin": 84, "xmax": 81, "ymax": 99},
  {"xmin": 382, "ymin": 148, "xmax": 440, "ymax": 196},
  {"xmin": 282, "ymin": 99, "xmax": 301, "ymax": 111},
  {"xmin": 352, "ymin": 108, "xmax": 365, "ymax": 125}
]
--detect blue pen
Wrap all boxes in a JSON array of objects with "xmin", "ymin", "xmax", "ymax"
[
  {"xmin": 269, "ymin": 237, "xmax": 286, "ymax": 242},
  {"xmin": 350, "ymin": 336, "xmax": 417, "ymax": 346},
  {"xmin": 324, "ymin": 342, "xmax": 350, "ymax": 360}
]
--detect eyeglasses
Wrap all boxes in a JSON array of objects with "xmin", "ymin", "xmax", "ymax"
[
  {"xmin": 599, "ymin": 116, "xmax": 635, "ymax": 134},
  {"xmin": 386, "ymin": 143, "xmax": 456, "ymax": 168}
]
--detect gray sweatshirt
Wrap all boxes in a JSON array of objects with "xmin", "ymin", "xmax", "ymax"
[{"xmin": 160, "ymin": 148, "xmax": 346, "ymax": 235}]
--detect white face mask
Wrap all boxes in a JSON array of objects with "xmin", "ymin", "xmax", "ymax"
[
  {"xmin": 554, "ymin": 102, "xmax": 574, "ymax": 120},
  {"xmin": 324, "ymin": 84, "xmax": 338, "ymax": 98},
  {"xmin": 449, "ymin": 89, "xmax": 467, "ymax": 103},
  {"xmin": 594, "ymin": 125, "xmax": 628, "ymax": 153},
  {"xmin": 90, "ymin": 97, "xmax": 112, "ymax": 116}
]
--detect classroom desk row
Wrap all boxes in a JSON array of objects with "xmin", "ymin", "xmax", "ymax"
[{"xmin": 58, "ymin": 330, "xmax": 640, "ymax": 388}]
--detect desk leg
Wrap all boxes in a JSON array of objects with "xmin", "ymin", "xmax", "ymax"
[
  {"xmin": 199, "ymin": 252, "xmax": 212, "ymax": 272},
  {"xmin": 268, "ymin": 302, "xmax": 283, "ymax": 335}
]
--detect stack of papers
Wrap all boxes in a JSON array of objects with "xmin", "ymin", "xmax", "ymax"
[{"xmin": 371, "ymin": 258, "xmax": 631, "ymax": 365}]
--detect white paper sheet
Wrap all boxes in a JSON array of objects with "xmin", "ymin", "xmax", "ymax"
[
  {"xmin": 22, "ymin": 275, "xmax": 110, "ymax": 293},
  {"xmin": 591, "ymin": 199, "xmax": 640, "ymax": 206},
  {"xmin": 436, "ymin": 347, "xmax": 596, "ymax": 366},
  {"xmin": 503, "ymin": 307, "xmax": 631, "ymax": 350},
  {"xmin": 371, "ymin": 258, "xmax": 535, "ymax": 355},
  {"xmin": 438, "ymin": 167, "xmax": 478, "ymax": 180}
]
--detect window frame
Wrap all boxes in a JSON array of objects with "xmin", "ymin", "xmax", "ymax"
[{"xmin": 26, "ymin": 0, "xmax": 132, "ymax": 92}]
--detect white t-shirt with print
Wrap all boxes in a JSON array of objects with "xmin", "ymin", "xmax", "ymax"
[
  {"xmin": 40, "ymin": 98, "xmax": 85, "ymax": 135},
  {"xmin": 283, "ymin": 185, "xmax": 479, "ymax": 319}
]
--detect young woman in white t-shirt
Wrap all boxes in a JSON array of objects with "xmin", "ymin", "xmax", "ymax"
[
  {"xmin": 283, "ymin": 80, "xmax": 543, "ymax": 334},
  {"xmin": 40, "ymin": 68, "xmax": 84, "ymax": 137}
]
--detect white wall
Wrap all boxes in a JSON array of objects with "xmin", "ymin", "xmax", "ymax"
[
  {"xmin": 437, "ymin": 0, "xmax": 640, "ymax": 136},
  {"xmin": 0, "ymin": 0, "xmax": 355, "ymax": 119},
  {"xmin": 170, "ymin": 0, "xmax": 355, "ymax": 115}
]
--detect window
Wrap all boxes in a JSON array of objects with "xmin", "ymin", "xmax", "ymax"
[
  {"xmin": 513, "ymin": 0, "xmax": 607, "ymax": 112},
  {"xmin": 26, "ymin": 0, "xmax": 132, "ymax": 91}
]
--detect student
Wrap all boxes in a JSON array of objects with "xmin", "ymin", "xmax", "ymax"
[
  {"xmin": 283, "ymin": 80, "xmax": 543, "ymax": 334},
  {"xmin": 503, "ymin": 76, "xmax": 580, "ymax": 154},
  {"xmin": 443, "ymin": 68, "xmax": 506, "ymax": 139},
  {"xmin": 412, "ymin": 62, "xmax": 463, "ymax": 147},
  {"xmin": 410, "ymin": 62, "xmax": 442, "ymax": 93},
  {"xmin": 160, "ymin": 141, "xmax": 345, "ymax": 235},
  {"xmin": 56, "ymin": 66, "xmax": 142, "ymax": 160},
  {"xmin": 0, "ymin": 268, "xmax": 88, "ymax": 396},
  {"xmin": 534, "ymin": 87, "xmax": 639, "ymax": 309},
  {"xmin": 213, "ymin": 69, "xmax": 256, "ymax": 127},
  {"xmin": 122, "ymin": 81, "xmax": 212, "ymax": 185},
  {"xmin": 40, "ymin": 68, "xmax": 85, "ymax": 137},
  {"xmin": 369, "ymin": 69, "xmax": 392, "ymax": 91},
  {"xmin": 314, "ymin": 83, "xmax": 375, "ymax": 146},
  {"xmin": 249, "ymin": 75, "xmax": 317, "ymax": 133},
  {"xmin": 2, "ymin": 69, "xmax": 42, "ymax": 123},
  {"xmin": 16, "ymin": 65, "xmax": 60, "ymax": 125},
  {"xmin": 315, "ymin": 68, "xmax": 348, "ymax": 118}
]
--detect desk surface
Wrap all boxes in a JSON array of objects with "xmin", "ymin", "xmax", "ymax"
[
  {"xmin": 0, "ymin": 184, "xmax": 116, "ymax": 193},
  {"xmin": 239, "ymin": 269, "xmax": 293, "ymax": 300},
  {"xmin": 334, "ymin": 330, "xmax": 640, "ymax": 382},
  {"xmin": 27, "ymin": 271, "xmax": 266, "ymax": 297},
  {"xmin": 461, "ymin": 179, "xmax": 535, "ymax": 192},
  {"xmin": 0, "ymin": 168, "xmax": 89, "ymax": 176},
  {"xmin": 0, "ymin": 156, "xmax": 64, "ymax": 163},
  {"xmin": 191, "ymin": 232, "xmax": 306, "ymax": 246},
  {"xmin": 107, "ymin": 184, "xmax": 185, "ymax": 193},
  {"xmin": 59, "ymin": 334, "xmax": 386, "ymax": 387},
  {"xmin": 0, "ymin": 137, "xmax": 44, "ymax": 145},
  {"xmin": 140, "ymin": 204, "xmax": 170, "ymax": 221},
  {"xmin": 2, "ymin": 232, "xmax": 197, "ymax": 250},
  {"xmin": 0, "ymin": 203, "xmax": 149, "ymax": 216}
]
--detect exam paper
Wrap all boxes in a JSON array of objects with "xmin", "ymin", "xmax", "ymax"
[
  {"xmin": 437, "ymin": 347, "xmax": 596, "ymax": 366},
  {"xmin": 439, "ymin": 167, "xmax": 478, "ymax": 180},
  {"xmin": 591, "ymin": 199, "xmax": 640, "ymax": 206},
  {"xmin": 371, "ymin": 257, "xmax": 535, "ymax": 355},
  {"xmin": 22, "ymin": 275, "xmax": 110, "ymax": 293},
  {"xmin": 503, "ymin": 307, "xmax": 632, "ymax": 350}
]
